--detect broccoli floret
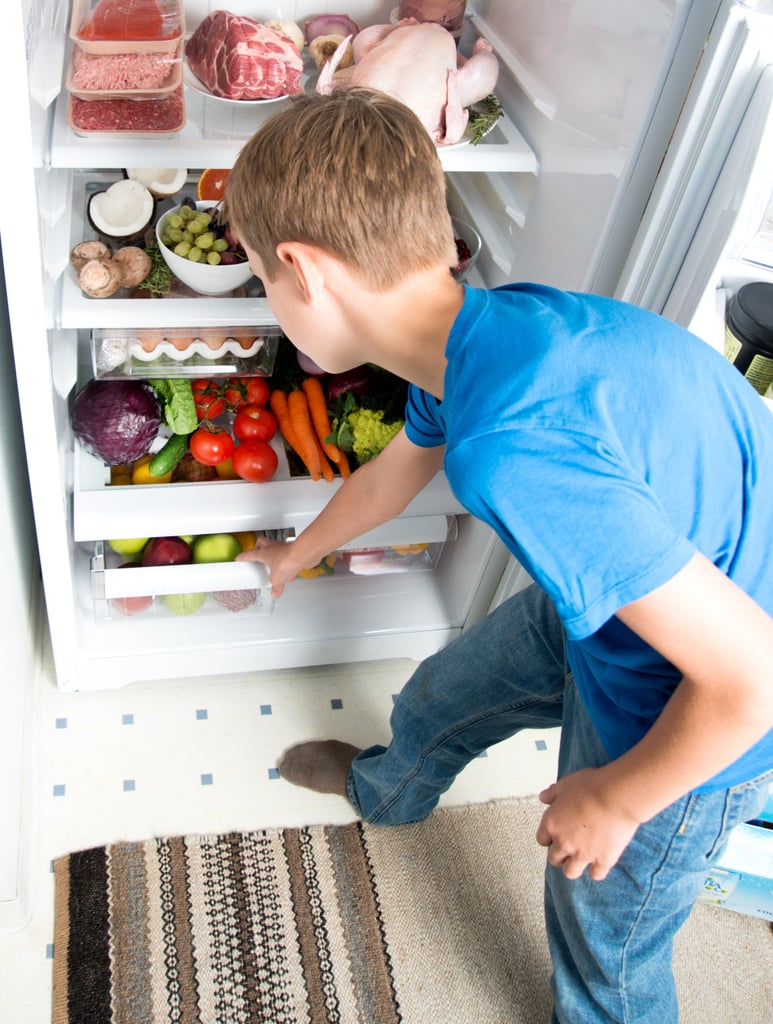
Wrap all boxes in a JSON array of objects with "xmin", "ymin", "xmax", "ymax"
[{"xmin": 347, "ymin": 408, "xmax": 403, "ymax": 463}]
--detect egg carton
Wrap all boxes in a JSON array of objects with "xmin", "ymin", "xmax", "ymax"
[{"xmin": 92, "ymin": 326, "xmax": 281, "ymax": 378}]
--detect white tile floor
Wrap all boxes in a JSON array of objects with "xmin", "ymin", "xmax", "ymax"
[{"xmin": 0, "ymin": 623, "xmax": 560, "ymax": 1023}]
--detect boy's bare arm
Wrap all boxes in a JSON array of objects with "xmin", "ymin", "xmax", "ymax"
[
  {"xmin": 537, "ymin": 551, "xmax": 773, "ymax": 880},
  {"xmin": 238, "ymin": 429, "xmax": 446, "ymax": 595}
]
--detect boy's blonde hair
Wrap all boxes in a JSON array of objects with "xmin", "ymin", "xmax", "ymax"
[{"xmin": 224, "ymin": 88, "xmax": 457, "ymax": 287}]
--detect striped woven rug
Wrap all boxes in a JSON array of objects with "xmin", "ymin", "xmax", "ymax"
[{"xmin": 51, "ymin": 797, "xmax": 772, "ymax": 1024}]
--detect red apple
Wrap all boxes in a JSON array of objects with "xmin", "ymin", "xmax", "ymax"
[
  {"xmin": 141, "ymin": 536, "xmax": 193, "ymax": 567},
  {"xmin": 111, "ymin": 562, "xmax": 154, "ymax": 617}
]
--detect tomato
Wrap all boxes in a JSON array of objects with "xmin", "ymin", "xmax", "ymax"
[
  {"xmin": 189, "ymin": 427, "xmax": 234, "ymax": 466},
  {"xmin": 233, "ymin": 404, "xmax": 277, "ymax": 443},
  {"xmin": 191, "ymin": 378, "xmax": 225, "ymax": 421},
  {"xmin": 232, "ymin": 440, "xmax": 278, "ymax": 482},
  {"xmin": 245, "ymin": 377, "xmax": 270, "ymax": 407},
  {"xmin": 222, "ymin": 376, "xmax": 247, "ymax": 412}
]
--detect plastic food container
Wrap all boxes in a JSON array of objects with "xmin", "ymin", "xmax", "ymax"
[
  {"xmin": 724, "ymin": 282, "xmax": 773, "ymax": 395},
  {"xmin": 68, "ymin": 86, "xmax": 185, "ymax": 137},
  {"xmin": 66, "ymin": 40, "xmax": 183, "ymax": 100},
  {"xmin": 92, "ymin": 326, "xmax": 281, "ymax": 378},
  {"xmin": 70, "ymin": 0, "xmax": 185, "ymax": 54}
]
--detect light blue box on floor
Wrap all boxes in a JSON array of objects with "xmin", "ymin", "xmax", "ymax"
[{"xmin": 698, "ymin": 821, "xmax": 773, "ymax": 921}]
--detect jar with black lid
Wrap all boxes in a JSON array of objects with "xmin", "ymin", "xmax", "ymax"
[{"xmin": 724, "ymin": 282, "xmax": 773, "ymax": 394}]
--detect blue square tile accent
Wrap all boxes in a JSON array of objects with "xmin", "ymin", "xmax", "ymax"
[
  {"xmin": 268, "ymin": 767, "xmax": 280, "ymax": 780},
  {"xmin": 55, "ymin": 717, "xmax": 67, "ymax": 729},
  {"xmin": 196, "ymin": 709, "xmax": 208, "ymax": 720},
  {"xmin": 46, "ymin": 944, "xmax": 54, "ymax": 960},
  {"xmin": 330, "ymin": 698, "xmax": 343, "ymax": 710},
  {"xmin": 535, "ymin": 739, "xmax": 547, "ymax": 752},
  {"xmin": 200, "ymin": 773, "xmax": 214, "ymax": 786},
  {"xmin": 260, "ymin": 704, "xmax": 272, "ymax": 716},
  {"xmin": 123, "ymin": 779, "xmax": 136, "ymax": 792},
  {"xmin": 53, "ymin": 784, "xmax": 66, "ymax": 797},
  {"xmin": 122, "ymin": 713, "xmax": 134, "ymax": 726}
]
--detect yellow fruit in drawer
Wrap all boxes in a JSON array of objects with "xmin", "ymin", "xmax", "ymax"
[
  {"xmin": 390, "ymin": 543, "xmax": 429, "ymax": 556},
  {"xmin": 131, "ymin": 454, "xmax": 173, "ymax": 484}
]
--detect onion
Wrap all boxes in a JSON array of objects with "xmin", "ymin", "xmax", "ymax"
[
  {"xmin": 305, "ymin": 14, "xmax": 360, "ymax": 43},
  {"xmin": 71, "ymin": 380, "xmax": 161, "ymax": 465},
  {"xmin": 326, "ymin": 366, "xmax": 373, "ymax": 402}
]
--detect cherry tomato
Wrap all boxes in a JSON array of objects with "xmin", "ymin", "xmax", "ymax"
[
  {"xmin": 189, "ymin": 427, "xmax": 234, "ymax": 466},
  {"xmin": 232, "ymin": 440, "xmax": 278, "ymax": 482},
  {"xmin": 246, "ymin": 377, "xmax": 270, "ymax": 406},
  {"xmin": 191, "ymin": 378, "xmax": 225, "ymax": 421},
  {"xmin": 233, "ymin": 404, "xmax": 278, "ymax": 443}
]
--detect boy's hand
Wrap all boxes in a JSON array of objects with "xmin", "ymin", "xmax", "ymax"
[
  {"xmin": 536, "ymin": 768, "xmax": 641, "ymax": 881},
  {"xmin": 236, "ymin": 538, "xmax": 303, "ymax": 598}
]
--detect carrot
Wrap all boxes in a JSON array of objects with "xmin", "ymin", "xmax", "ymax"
[
  {"xmin": 270, "ymin": 389, "xmax": 302, "ymax": 456},
  {"xmin": 301, "ymin": 376, "xmax": 351, "ymax": 478},
  {"xmin": 287, "ymin": 389, "xmax": 329, "ymax": 481}
]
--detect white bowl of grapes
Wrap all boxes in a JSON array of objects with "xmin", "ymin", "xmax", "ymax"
[{"xmin": 155, "ymin": 199, "xmax": 254, "ymax": 295}]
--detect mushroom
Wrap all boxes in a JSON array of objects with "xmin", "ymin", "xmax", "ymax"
[
  {"xmin": 112, "ymin": 246, "xmax": 152, "ymax": 289},
  {"xmin": 70, "ymin": 240, "xmax": 112, "ymax": 271},
  {"xmin": 77, "ymin": 258, "xmax": 123, "ymax": 299}
]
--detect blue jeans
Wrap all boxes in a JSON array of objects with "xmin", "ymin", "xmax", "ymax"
[{"xmin": 346, "ymin": 584, "xmax": 771, "ymax": 1023}]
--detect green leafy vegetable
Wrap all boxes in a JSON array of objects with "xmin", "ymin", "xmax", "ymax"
[
  {"xmin": 468, "ymin": 94, "xmax": 503, "ymax": 145},
  {"xmin": 328, "ymin": 392, "xmax": 404, "ymax": 464},
  {"xmin": 149, "ymin": 379, "xmax": 198, "ymax": 435},
  {"xmin": 138, "ymin": 240, "xmax": 172, "ymax": 296}
]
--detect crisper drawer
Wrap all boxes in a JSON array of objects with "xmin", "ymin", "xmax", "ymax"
[{"xmin": 91, "ymin": 540, "xmax": 273, "ymax": 622}]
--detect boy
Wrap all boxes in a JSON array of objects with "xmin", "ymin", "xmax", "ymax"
[{"xmin": 225, "ymin": 89, "xmax": 773, "ymax": 1022}]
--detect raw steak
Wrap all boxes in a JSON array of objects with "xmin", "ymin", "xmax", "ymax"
[{"xmin": 186, "ymin": 11, "xmax": 303, "ymax": 100}]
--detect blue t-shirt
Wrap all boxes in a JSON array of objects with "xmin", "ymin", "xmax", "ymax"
[{"xmin": 406, "ymin": 283, "xmax": 773, "ymax": 791}]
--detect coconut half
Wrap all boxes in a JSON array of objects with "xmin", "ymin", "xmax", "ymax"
[
  {"xmin": 88, "ymin": 179, "xmax": 155, "ymax": 243},
  {"xmin": 124, "ymin": 167, "xmax": 188, "ymax": 198}
]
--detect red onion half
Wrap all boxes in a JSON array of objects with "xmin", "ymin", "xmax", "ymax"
[{"xmin": 305, "ymin": 14, "xmax": 360, "ymax": 43}]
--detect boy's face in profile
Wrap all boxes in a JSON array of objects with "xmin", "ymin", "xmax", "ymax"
[{"xmin": 241, "ymin": 239, "xmax": 359, "ymax": 375}]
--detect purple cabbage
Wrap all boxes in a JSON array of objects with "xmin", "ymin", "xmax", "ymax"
[{"xmin": 72, "ymin": 380, "xmax": 161, "ymax": 465}]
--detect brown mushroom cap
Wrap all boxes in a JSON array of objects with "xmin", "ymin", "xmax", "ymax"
[
  {"xmin": 112, "ymin": 246, "xmax": 152, "ymax": 289},
  {"xmin": 77, "ymin": 258, "xmax": 123, "ymax": 299},
  {"xmin": 70, "ymin": 240, "xmax": 112, "ymax": 271}
]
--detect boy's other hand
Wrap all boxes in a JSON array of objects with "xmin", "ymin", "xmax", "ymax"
[{"xmin": 536, "ymin": 768, "xmax": 640, "ymax": 881}]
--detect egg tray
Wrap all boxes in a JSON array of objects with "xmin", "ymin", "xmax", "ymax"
[{"xmin": 91, "ymin": 326, "xmax": 281, "ymax": 378}]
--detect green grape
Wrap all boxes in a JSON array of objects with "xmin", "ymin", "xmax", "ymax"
[
  {"xmin": 212, "ymin": 237, "xmax": 229, "ymax": 253},
  {"xmin": 161, "ymin": 232, "xmax": 172, "ymax": 246},
  {"xmin": 168, "ymin": 213, "xmax": 183, "ymax": 229},
  {"xmin": 167, "ymin": 227, "xmax": 184, "ymax": 244},
  {"xmin": 173, "ymin": 240, "xmax": 192, "ymax": 257},
  {"xmin": 179, "ymin": 206, "xmax": 195, "ymax": 222},
  {"xmin": 197, "ymin": 212, "xmax": 212, "ymax": 227},
  {"xmin": 188, "ymin": 246, "xmax": 203, "ymax": 263},
  {"xmin": 196, "ymin": 231, "xmax": 215, "ymax": 250},
  {"xmin": 188, "ymin": 218, "xmax": 208, "ymax": 236},
  {"xmin": 182, "ymin": 229, "xmax": 194, "ymax": 244},
  {"xmin": 206, "ymin": 251, "xmax": 221, "ymax": 265}
]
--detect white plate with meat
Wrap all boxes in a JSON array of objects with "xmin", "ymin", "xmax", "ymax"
[{"xmin": 182, "ymin": 61, "xmax": 294, "ymax": 105}]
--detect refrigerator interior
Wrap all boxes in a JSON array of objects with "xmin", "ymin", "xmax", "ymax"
[{"xmin": 2, "ymin": 0, "xmax": 728, "ymax": 692}]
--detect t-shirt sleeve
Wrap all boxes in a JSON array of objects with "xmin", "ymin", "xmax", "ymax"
[
  {"xmin": 404, "ymin": 384, "xmax": 445, "ymax": 447},
  {"xmin": 448, "ymin": 425, "xmax": 696, "ymax": 639}
]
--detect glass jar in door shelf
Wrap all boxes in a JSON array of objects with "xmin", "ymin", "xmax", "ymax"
[{"xmin": 724, "ymin": 282, "xmax": 773, "ymax": 395}]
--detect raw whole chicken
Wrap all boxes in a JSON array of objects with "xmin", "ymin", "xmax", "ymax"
[{"xmin": 317, "ymin": 20, "xmax": 498, "ymax": 145}]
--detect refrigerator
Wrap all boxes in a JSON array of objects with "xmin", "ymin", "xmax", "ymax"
[{"xmin": 2, "ymin": 0, "xmax": 773, "ymax": 703}]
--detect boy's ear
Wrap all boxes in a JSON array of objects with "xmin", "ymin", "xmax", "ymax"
[{"xmin": 275, "ymin": 241, "xmax": 326, "ymax": 304}]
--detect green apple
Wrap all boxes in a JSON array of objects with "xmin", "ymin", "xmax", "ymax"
[
  {"xmin": 179, "ymin": 535, "xmax": 195, "ymax": 545},
  {"xmin": 193, "ymin": 533, "xmax": 242, "ymax": 564},
  {"xmin": 108, "ymin": 537, "xmax": 149, "ymax": 557},
  {"xmin": 162, "ymin": 592, "xmax": 206, "ymax": 616}
]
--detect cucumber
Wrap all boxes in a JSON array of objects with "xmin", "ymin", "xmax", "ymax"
[{"xmin": 149, "ymin": 433, "xmax": 189, "ymax": 477}]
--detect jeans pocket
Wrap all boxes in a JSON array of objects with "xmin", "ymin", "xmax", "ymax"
[{"xmin": 702, "ymin": 768, "xmax": 773, "ymax": 862}]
